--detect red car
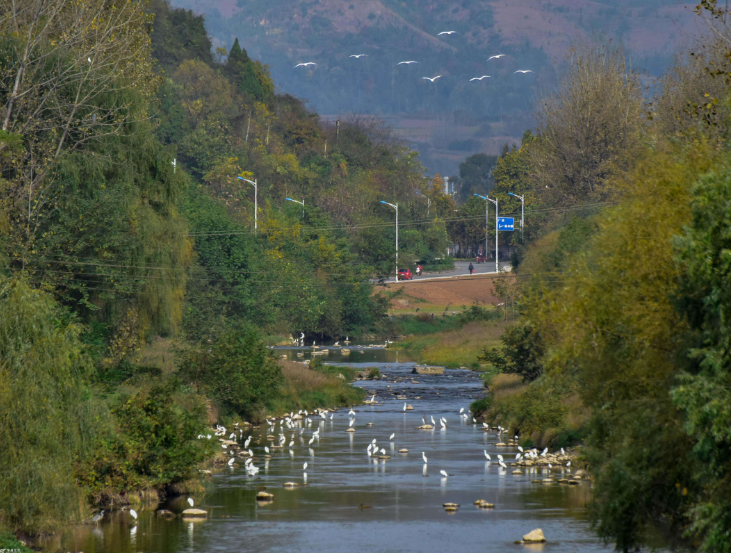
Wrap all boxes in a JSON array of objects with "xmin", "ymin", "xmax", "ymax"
[
  {"xmin": 398, "ymin": 268, "xmax": 413, "ymax": 280},
  {"xmin": 474, "ymin": 255, "xmax": 486, "ymax": 263}
]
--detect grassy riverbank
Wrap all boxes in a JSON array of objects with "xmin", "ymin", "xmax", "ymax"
[{"xmin": 393, "ymin": 317, "xmax": 506, "ymax": 369}]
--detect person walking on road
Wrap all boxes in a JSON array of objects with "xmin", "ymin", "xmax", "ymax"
[{"xmin": 468, "ymin": 262, "xmax": 474, "ymax": 275}]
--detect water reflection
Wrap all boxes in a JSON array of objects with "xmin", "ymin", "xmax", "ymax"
[{"xmin": 58, "ymin": 358, "xmax": 621, "ymax": 553}]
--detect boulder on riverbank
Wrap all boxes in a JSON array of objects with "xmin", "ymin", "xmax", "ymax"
[{"xmin": 412, "ymin": 366, "xmax": 444, "ymax": 375}]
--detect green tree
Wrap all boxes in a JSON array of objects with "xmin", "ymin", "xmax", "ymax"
[
  {"xmin": 0, "ymin": 278, "xmax": 97, "ymax": 533},
  {"xmin": 671, "ymin": 166, "xmax": 731, "ymax": 552}
]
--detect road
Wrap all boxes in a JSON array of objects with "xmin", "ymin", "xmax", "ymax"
[
  {"xmin": 373, "ymin": 260, "xmax": 512, "ymax": 284},
  {"xmin": 410, "ymin": 260, "xmax": 511, "ymax": 281}
]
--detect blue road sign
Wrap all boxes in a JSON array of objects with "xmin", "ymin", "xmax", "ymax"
[{"xmin": 497, "ymin": 217, "xmax": 514, "ymax": 231}]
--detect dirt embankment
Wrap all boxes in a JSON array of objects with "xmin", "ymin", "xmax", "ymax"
[{"xmin": 382, "ymin": 275, "xmax": 500, "ymax": 311}]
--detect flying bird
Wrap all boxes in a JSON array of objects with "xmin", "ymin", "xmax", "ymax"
[
  {"xmin": 294, "ymin": 62, "xmax": 317, "ymax": 68},
  {"xmin": 488, "ymin": 54, "xmax": 505, "ymax": 60},
  {"xmin": 514, "ymin": 69, "xmax": 534, "ymax": 74},
  {"xmin": 422, "ymin": 76, "xmax": 442, "ymax": 82},
  {"xmin": 349, "ymin": 54, "xmax": 368, "ymax": 58},
  {"xmin": 437, "ymin": 31, "xmax": 457, "ymax": 35},
  {"xmin": 469, "ymin": 76, "xmax": 491, "ymax": 81},
  {"xmin": 396, "ymin": 60, "xmax": 418, "ymax": 65}
]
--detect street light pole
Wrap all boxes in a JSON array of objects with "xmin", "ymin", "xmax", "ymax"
[
  {"xmin": 285, "ymin": 197, "xmax": 305, "ymax": 218},
  {"xmin": 508, "ymin": 192, "xmax": 524, "ymax": 243},
  {"xmin": 474, "ymin": 194, "xmax": 499, "ymax": 273},
  {"xmin": 415, "ymin": 190, "xmax": 430, "ymax": 217},
  {"xmin": 380, "ymin": 200, "xmax": 398, "ymax": 283},
  {"xmin": 237, "ymin": 177, "xmax": 258, "ymax": 232}
]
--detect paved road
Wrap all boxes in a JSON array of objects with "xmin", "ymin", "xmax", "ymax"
[
  {"xmin": 376, "ymin": 260, "xmax": 512, "ymax": 283},
  {"xmin": 413, "ymin": 260, "xmax": 510, "ymax": 280}
]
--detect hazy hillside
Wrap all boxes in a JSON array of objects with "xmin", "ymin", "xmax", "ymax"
[{"xmin": 168, "ymin": 0, "xmax": 703, "ymax": 174}]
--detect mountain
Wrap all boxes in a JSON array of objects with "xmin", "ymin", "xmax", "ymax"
[{"xmin": 167, "ymin": 0, "xmax": 701, "ymax": 174}]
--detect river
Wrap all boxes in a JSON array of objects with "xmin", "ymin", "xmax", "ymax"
[{"xmin": 58, "ymin": 346, "xmax": 612, "ymax": 553}]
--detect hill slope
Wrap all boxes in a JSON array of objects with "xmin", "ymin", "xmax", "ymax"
[{"xmin": 168, "ymin": 0, "xmax": 702, "ymax": 174}]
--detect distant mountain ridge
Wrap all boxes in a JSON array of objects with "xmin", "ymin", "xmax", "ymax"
[{"xmin": 168, "ymin": 0, "xmax": 701, "ymax": 174}]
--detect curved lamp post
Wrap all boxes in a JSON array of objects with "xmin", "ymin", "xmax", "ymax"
[
  {"xmin": 507, "ymin": 192, "xmax": 524, "ymax": 243},
  {"xmin": 474, "ymin": 194, "xmax": 498, "ymax": 273},
  {"xmin": 237, "ymin": 176, "xmax": 257, "ymax": 232},
  {"xmin": 380, "ymin": 200, "xmax": 398, "ymax": 283},
  {"xmin": 285, "ymin": 197, "xmax": 304, "ymax": 218}
]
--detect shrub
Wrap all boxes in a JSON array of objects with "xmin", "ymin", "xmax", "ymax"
[
  {"xmin": 80, "ymin": 379, "xmax": 212, "ymax": 500},
  {"xmin": 179, "ymin": 324, "xmax": 283, "ymax": 419}
]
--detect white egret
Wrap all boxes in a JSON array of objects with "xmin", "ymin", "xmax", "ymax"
[
  {"xmin": 264, "ymin": 446, "xmax": 270, "ymax": 454},
  {"xmin": 422, "ymin": 452, "xmax": 428, "ymax": 464},
  {"xmin": 389, "ymin": 433, "xmax": 395, "ymax": 440},
  {"xmin": 87, "ymin": 57, "xmax": 92, "ymax": 63},
  {"xmin": 488, "ymin": 54, "xmax": 505, "ymax": 60},
  {"xmin": 497, "ymin": 454, "xmax": 503, "ymax": 462},
  {"xmin": 349, "ymin": 54, "xmax": 368, "ymax": 58},
  {"xmin": 541, "ymin": 448, "xmax": 548, "ymax": 456},
  {"xmin": 248, "ymin": 449, "xmax": 253, "ymax": 456},
  {"xmin": 473, "ymin": 417, "xmax": 477, "ymax": 423},
  {"xmin": 294, "ymin": 62, "xmax": 317, "ymax": 68},
  {"xmin": 469, "ymin": 75, "xmax": 491, "ymax": 81},
  {"xmin": 514, "ymin": 69, "xmax": 534, "ymax": 74},
  {"xmin": 440, "ymin": 470, "xmax": 449, "ymax": 477},
  {"xmin": 561, "ymin": 447, "xmax": 565, "ymax": 455},
  {"xmin": 499, "ymin": 461, "xmax": 507, "ymax": 469},
  {"xmin": 380, "ymin": 448, "xmax": 386, "ymax": 455},
  {"xmin": 349, "ymin": 419, "xmax": 354, "ymax": 428},
  {"xmin": 303, "ymin": 462, "xmax": 308, "ymax": 471},
  {"xmin": 484, "ymin": 450, "xmax": 491, "ymax": 460},
  {"xmin": 431, "ymin": 416, "xmax": 436, "ymax": 425},
  {"xmin": 289, "ymin": 440, "xmax": 294, "ymax": 447},
  {"xmin": 437, "ymin": 30, "xmax": 457, "ymax": 35},
  {"xmin": 187, "ymin": 498, "xmax": 194, "ymax": 507},
  {"xmin": 459, "ymin": 408, "xmax": 464, "ymax": 414},
  {"xmin": 308, "ymin": 436, "xmax": 315, "ymax": 445},
  {"xmin": 403, "ymin": 403, "xmax": 407, "ymax": 412},
  {"xmin": 349, "ymin": 409, "xmax": 356, "ymax": 416},
  {"xmin": 518, "ymin": 446, "xmax": 524, "ymax": 452},
  {"xmin": 228, "ymin": 457, "xmax": 235, "ymax": 466},
  {"xmin": 422, "ymin": 75, "xmax": 442, "ymax": 82},
  {"xmin": 130, "ymin": 509, "xmax": 138, "ymax": 520},
  {"xmin": 396, "ymin": 60, "xmax": 418, "ymax": 65},
  {"xmin": 566, "ymin": 461, "xmax": 571, "ymax": 467}
]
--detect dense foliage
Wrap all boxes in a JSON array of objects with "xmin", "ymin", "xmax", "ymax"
[{"xmin": 471, "ymin": 28, "xmax": 731, "ymax": 552}]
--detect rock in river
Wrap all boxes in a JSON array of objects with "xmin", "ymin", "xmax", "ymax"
[
  {"xmin": 412, "ymin": 366, "xmax": 444, "ymax": 375},
  {"xmin": 521, "ymin": 528, "xmax": 546, "ymax": 543},
  {"xmin": 181, "ymin": 508, "xmax": 207, "ymax": 518}
]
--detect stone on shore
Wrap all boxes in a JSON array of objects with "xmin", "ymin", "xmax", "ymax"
[
  {"xmin": 417, "ymin": 424, "xmax": 433, "ymax": 429},
  {"xmin": 181, "ymin": 508, "xmax": 207, "ymax": 518},
  {"xmin": 256, "ymin": 491, "xmax": 274, "ymax": 501}
]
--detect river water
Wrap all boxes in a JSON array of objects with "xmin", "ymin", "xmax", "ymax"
[{"xmin": 59, "ymin": 346, "xmax": 612, "ymax": 553}]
